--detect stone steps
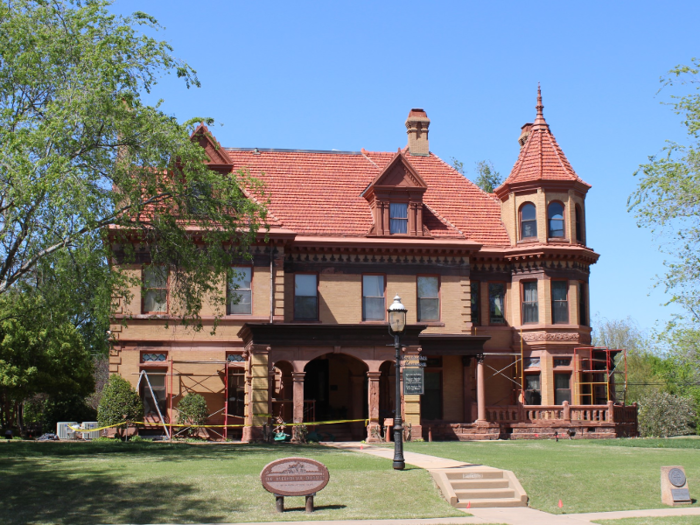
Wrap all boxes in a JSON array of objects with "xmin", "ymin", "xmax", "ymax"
[{"xmin": 430, "ymin": 466, "xmax": 528, "ymax": 509}]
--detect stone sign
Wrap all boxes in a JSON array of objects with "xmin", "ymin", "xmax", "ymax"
[
  {"xmin": 404, "ymin": 367, "xmax": 424, "ymax": 395},
  {"xmin": 661, "ymin": 466, "xmax": 692, "ymax": 506},
  {"xmin": 260, "ymin": 457, "xmax": 330, "ymax": 513}
]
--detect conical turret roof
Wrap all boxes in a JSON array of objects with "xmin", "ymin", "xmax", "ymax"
[{"xmin": 495, "ymin": 86, "xmax": 590, "ymax": 198}]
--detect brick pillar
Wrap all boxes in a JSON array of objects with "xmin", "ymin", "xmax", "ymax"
[
  {"xmin": 242, "ymin": 354, "xmax": 254, "ymax": 443},
  {"xmin": 476, "ymin": 354, "xmax": 487, "ymax": 424},
  {"xmin": 242, "ymin": 345, "xmax": 270, "ymax": 442},
  {"xmin": 291, "ymin": 371, "xmax": 305, "ymax": 443},
  {"xmin": 366, "ymin": 371, "xmax": 381, "ymax": 443}
]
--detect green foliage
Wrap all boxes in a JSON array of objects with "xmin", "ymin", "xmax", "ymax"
[
  {"xmin": 97, "ymin": 375, "xmax": 142, "ymax": 434},
  {"xmin": 474, "ymin": 160, "xmax": 502, "ymax": 193},
  {"xmin": 24, "ymin": 394, "xmax": 97, "ymax": 434},
  {"xmin": 629, "ymin": 58, "xmax": 700, "ymax": 323},
  {"xmin": 450, "ymin": 158, "xmax": 503, "ymax": 193},
  {"xmin": 0, "ymin": 0, "xmax": 267, "ymax": 325},
  {"xmin": 176, "ymin": 393, "xmax": 208, "ymax": 429},
  {"xmin": 638, "ymin": 391, "xmax": 695, "ymax": 437}
]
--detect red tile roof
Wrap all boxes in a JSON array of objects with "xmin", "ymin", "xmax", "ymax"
[
  {"xmin": 225, "ymin": 148, "xmax": 511, "ymax": 247},
  {"xmin": 498, "ymin": 87, "xmax": 590, "ymax": 190}
]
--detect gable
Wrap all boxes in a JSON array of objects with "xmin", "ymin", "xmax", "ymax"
[{"xmin": 191, "ymin": 123, "xmax": 234, "ymax": 173}]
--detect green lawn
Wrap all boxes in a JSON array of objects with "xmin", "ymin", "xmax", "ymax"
[
  {"xmin": 403, "ymin": 439, "xmax": 700, "ymax": 515},
  {"xmin": 594, "ymin": 518, "xmax": 700, "ymax": 525},
  {"xmin": 0, "ymin": 441, "xmax": 464, "ymax": 525}
]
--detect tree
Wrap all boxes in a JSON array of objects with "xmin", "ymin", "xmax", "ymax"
[
  {"xmin": 176, "ymin": 393, "xmax": 208, "ymax": 436},
  {"xmin": 0, "ymin": 1, "xmax": 267, "ymax": 322},
  {"xmin": 97, "ymin": 374, "xmax": 142, "ymax": 437},
  {"xmin": 638, "ymin": 391, "xmax": 695, "ymax": 437},
  {"xmin": 450, "ymin": 158, "xmax": 502, "ymax": 193},
  {"xmin": 629, "ymin": 58, "xmax": 700, "ymax": 323},
  {"xmin": 473, "ymin": 160, "xmax": 502, "ymax": 193},
  {"xmin": 592, "ymin": 317, "xmax": 664, "ymax": 403}
]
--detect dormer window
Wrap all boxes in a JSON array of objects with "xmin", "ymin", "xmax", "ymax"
[
  {"xmin": 390, "ymin": 203, "xmax": 408, "ymax": 234},
  {"xmin": 362, "ymin": 151, "xmax": 429, "ymax": 238}
]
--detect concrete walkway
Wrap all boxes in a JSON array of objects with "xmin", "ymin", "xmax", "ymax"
[{"xmin": 322, "ymin": 442, "xmax": 700, "ymax": 524}]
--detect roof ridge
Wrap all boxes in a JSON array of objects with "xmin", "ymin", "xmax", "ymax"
[{"xmin": 238, "ymin": 184, "xmax": 283, "ymax": 227}]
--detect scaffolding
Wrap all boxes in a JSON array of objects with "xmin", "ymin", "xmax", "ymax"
[{"xmin": 573, "ymin": 346, "xmax": 627, "ymax": 405}]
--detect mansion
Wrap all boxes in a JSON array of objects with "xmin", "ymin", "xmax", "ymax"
[{"xmin": 109, "ymin": 89, "xmax": 637, "ymax": 441}]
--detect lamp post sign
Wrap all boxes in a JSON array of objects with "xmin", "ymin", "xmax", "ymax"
[{"xmin": 403, "ymin": 367, "xmax": 424, "ymax": 395}]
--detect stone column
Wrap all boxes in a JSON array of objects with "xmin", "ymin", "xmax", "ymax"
[
  {"xmin": 366, "ymin": 371, "xmax": 382, "ymax": 443},
  {"xmin": 291, "ymin": 371, "xmax": 305, "ymax": 443},
  {"xmin": 476, "ymin": 353, "xmax": 487, "ymax": 424}
]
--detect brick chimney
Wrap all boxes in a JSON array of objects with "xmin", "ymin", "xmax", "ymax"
[
  {"xmin": 405, "ymin": 108, "xmax": 430, "ymax": 156},
  {"xmin": 518, "ymin": 123, "xmax": 533, "ymax": 148}
]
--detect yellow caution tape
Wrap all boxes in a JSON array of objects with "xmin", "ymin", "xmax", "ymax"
[{"xmin": 68, "ymin": 418, "xmax": 371, "ymax": 432}]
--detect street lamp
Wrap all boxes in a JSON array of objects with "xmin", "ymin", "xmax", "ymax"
[{"xmin": 388, "ymin": 294, "xmax": 407, "ymax": 470}]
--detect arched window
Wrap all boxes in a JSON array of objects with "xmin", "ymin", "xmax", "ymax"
[
  {"xmin": 520, "ymin": 203, "xmax": 537, "ymax": 240},
  {"xmin": 575, "ymin": 204, "xmax": 582, "ymax": 243},
  {"xmin": 548, "ymin": 202, "xmax": 565, "ymax": 238}
]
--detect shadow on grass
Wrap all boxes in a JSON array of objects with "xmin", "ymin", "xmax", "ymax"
[{"xmin": 0, "ymin": 455, "xmax": 226, "ymax": 525}]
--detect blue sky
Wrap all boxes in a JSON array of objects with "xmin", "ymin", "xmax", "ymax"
[{"xmin": 112, "ymin": 1, "xmax": 700, "ymax": 334}]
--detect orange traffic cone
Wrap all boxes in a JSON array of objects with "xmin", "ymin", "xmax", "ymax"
[{"xmin": 558, "ymin": 499, "xmax": 563, "ymax": 509}]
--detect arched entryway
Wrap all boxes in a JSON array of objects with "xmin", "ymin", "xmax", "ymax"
[{"xmin": 304, "ymin": 353, "xmax": 368, "ymax": 440}]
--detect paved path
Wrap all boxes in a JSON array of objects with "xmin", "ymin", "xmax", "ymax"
[{"xmin": 322, "ymin": 442, "xmax": 700, "ymax": 524}]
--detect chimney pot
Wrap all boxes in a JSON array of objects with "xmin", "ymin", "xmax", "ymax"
[
  {"xmin": 518, "ymin": 123, "xmax": 533, "ymax": 148},
  {"xmin": 405, "ymin": 108, "xmax": 430, "ymax": 156}
]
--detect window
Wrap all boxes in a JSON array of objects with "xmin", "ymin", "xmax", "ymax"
[
  {"xmin": 228, "ymin": 366, "xmax": 245, "ymax": 417},
  {"xmin": 141, "ymin": 369, "xmax": 167, "ymax": 415},
  {"xmin": 575, "ymin": 204, "xmax": 582, "ymax": 242},
  {"xmin": 555, "ymin": 373, "xmax": 572, "ymax": 405},
  {"xmin": 548, "ymin": 202, "xmax": 565, "ymax": 238},
  {"xmin": 227, "ymin": 267, "xmax": 252, "ymax": 315},
  {"xmin": 471, "ymin": 281, "xmax": 480, "ymax": 325},
  {"xmin": 143, "ymin": 266, "xmax": 168, "ymax": 313},
  {"xmin": 489, "ymin": 283, "xmax": 505, "ymax": 324},
  {"xmin": 524, "ymin": 374, "xmax": 541, "ymax": 405},
  {"xmin": 390, "ymin": 203, "xmax": 408, "ymax": 234},
  {"xmin": 520, "ymin": 203, "xmax": 537, "ymax": 239},
  {"xmin": 521, "ymin": 281, "xmax": 538, "ymax": 324},
  {"xmin": 142, "ymin": 353, "xmax": 167, "ymax": 363},
  {"xmin": 294, "ymin": 274, "xmax": 318, "ymax": 321},
  {"xmin": 579, "ymin": 282, "xmax": 588, "ymax": 326},
  {"xmin": 525, "ymin": 357, "xmax": 540, "ymax": 369},
  {"xmin": 552, "ymin": 281, "xmax": 569, "ymax": 324},
  {"xmin": 554, "ymin": 358, "xmax": 571, "ymax": 367},
  {"xmin": 417, "ymin": 276, "xmax": 439, "ymax": 321},
  {"xmin": 362, "ymin": 275, "xmax": 385, "ymax": 321}
]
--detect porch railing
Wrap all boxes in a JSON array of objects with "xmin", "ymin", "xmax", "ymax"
[{"xmin": 486, "ymin": 401, "xmax": 638, "ymax": 424}]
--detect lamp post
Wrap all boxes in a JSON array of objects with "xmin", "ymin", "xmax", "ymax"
[{"xmin": 388, "ymin": 294, "xmax": 407, "ymax": 470}]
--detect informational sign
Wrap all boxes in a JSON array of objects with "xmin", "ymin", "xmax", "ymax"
[
  {"xmin": 260, "ymin": 457, "xmax": 329, "ymax": 497},
  {"xmin": 403, "ymin": 355, "xmax": 427, "ymax": 368},
  {"xmin": 661, "ymin": 466, "xmax": 691, "ymax": 506},
  {"xmin": 404, "ymin": 367, "xmax": 424, "ymax": 395}
]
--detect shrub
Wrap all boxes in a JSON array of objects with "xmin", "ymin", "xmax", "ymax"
[
  {"xmin": 97, "ymin": 375, "xmax": 143, "ymax": 437},
  {"xmin": 176, "ymin": 393, "xmax": 208, "ymax": 435},
  {"xmin": 638, "ymin": 391, "xmax": 696, "ymax": 437}
]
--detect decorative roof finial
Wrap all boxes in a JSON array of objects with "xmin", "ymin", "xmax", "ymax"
[{"xmin": 533, "ymin": 83, "xmax": 547, "ymax": 127}]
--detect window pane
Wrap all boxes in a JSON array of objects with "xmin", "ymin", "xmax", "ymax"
[
  {"xmin": 418, "ymin": 298, "xmax": 439, "ymax": 321},
  {"xmin": 555, "ymin": 374, "xmax": 570, "ymax": 389},
  {"xmin": 522, "ymin": 220, "xmax": 537, "ymax": 238},
  {"xmin": 555, "ymin": 389, "xmax": 571, "ymax": 405},
  {"xmin": 552, "ymin": 281, "xmax": 568, "ymax": 301},
  {"xmin": 489, "ymin": 283, "xmax": 505, "ymax": 324},
  {"xmin": 521, "ymin": 203, "xmax": 536, "ymax": 221},
  {"xmin": 295, "ymin": 274, "xmax": 317, "ymax": 297},
  {"xmin": 549, "ymin": 219, "xmax": 565, "ymax": 238},
  {"xmin": 523, "ymin": 303, "xmax": 538, "ymax": 323},
  {"xmin": 144, "ymin": 267, "xmax": 167, "ymax": 288},
  {"xmin": 390, "ymin": 203, "xmax": 408, "ymax": 235},
  {"xmin": 524, "ymin": 373, "xmax": 541, "ymax": 405},
  {"xmin": 363, "ymin": 275, "xmax": 384, "ymax": 298},
  {"xmin": 417, "ymin": 276, "xmax": 438, "ymax": 298},
  {"xmin": 575, "ymin": 206, "xmax": 582, "ymax": 242},
  {"xmin": 390, "ymin": 203, "xmax": 408, "ymax": 218},
  {"xmin": 144, "ymin": 290, "xmax": 167, "ymax": 313},
  {"xmin": 230, "ymin": 267, "xmax": 252, "ymax": 288},
  {"xmin": 294, "ymin": 296, "xmax": 318, "ymax": 320},
  {"xmin": 229, "ymin": 290, "xmax": 252, "ymax": 314},
  {"xmin": 522, "ymin": 281, "xmax": 538, "ymax": 323},
  {"xmin": 548, "ymin": 202, "xmax": 565, "ymax": 238},
  {"xmin": 548, "ymin": 202, "xmax": 564, "ymax": 220},
  {"xmin": 363, "ymin": 297, "xmax": 385, "ymax": 320}
]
